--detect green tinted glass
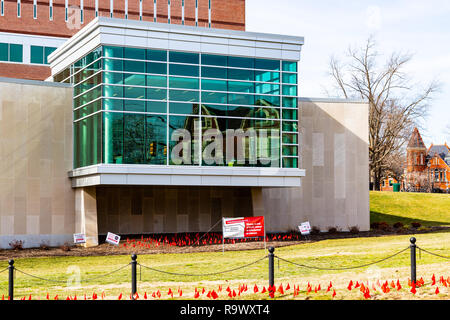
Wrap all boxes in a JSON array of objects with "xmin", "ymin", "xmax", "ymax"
[
  {"xmin": 282, "ymin": 133, "xmax": 298, "ymax": 144},
  {"xmin": 74, "ymin": 113, "xmax": 102, "ymax": 168},
  {"xmin": 228, "ymin": 56, "xmax": 254, "ymax": 69},
  {"xmin": 202, "ymin": 104, "xmax": 227, "ymax": 117},
  {"xmin": 124, "ymin": 73, "xmax": 145, "ymax": 86},
  {"xmin": 282, "ymin": 121, "xmax": 298, "ymax": 132},
  {"xmin": 147, "ymin": 75, "xmax": 167, "ymax": 87},
  {"xmin": 169, "ymin": 51, "xmax": 199, "ymax": 64},
  {"xmin": 147, "ymin": 49, "xmax": 167, "ymax": 62},
  {"xmin": 282, "ymin": 85, "xmax": 297, "ymax": 96},
  {"xmin": 255, "ymin": 95, "xmax": 280, "ymax": 107},
  {"xmin": 228, "ymin": 93, "xmax": 254, "ymax": 105},
  {"xmin": 255, "ymin": 58, "xmax": 280, "ymax": 71},
  {"xmin": 124, "ymin": 60, "xmax": 145, "ymax": 73},
  {"xmin": 282, "ymin": 61, "xmax": 297, "ymax": 72},
  {"xmin": 255, "ymin": 83, "xmax": 280, "ymax": 95},
  {"xmin": 201, "ymin": 79, "xmax": 227, "ymax": 91},
  {"xmin": 283, "ymin": 145, "xmax": 298, "ymax": 156},
  {"xmin": 283, "ymin": 73, "xmax": 297, "ymax": 84},
  {"xmin": 282, "ymin": 97, "xmax": 297, "ymax": 108},
  {"xmin": 202, "ymin": 91, "xmax": 227, "ymax": 104},
  {"xmin": 145, "ymin": 115, "xmax": 167, "ymax": 164},
  {"xmin": 169, "ymin": 76, "xmax": 199, "ymax": 89},
  {"xmin": 124, "ymin": 47, "xmax": 146, "ymax": 60},
  {"xmin": 169, "ymin": 89, "xmax": 199, "ymax": 102},
  {"xmin": 103, "ymin": 112, "xmax": 124, "ymax": 164},
  {"xmin": 282, "ymin": 109, "xmax": 298, "ymax": 120},
  {"xmin": 255, "ymin": 70, "xmax": 280, "ymax": 83},
  {"xmin": 104, "ymin": 71, "xmax": 123, "ymax": 84},
  {"xmin": 169, "ymin": 115, "xmax": 200, "ymax": 165},
  {"xmin": 228, "ymin": 81, "xmax": 254, "ymax": 93},
  {"xmin": 169, "ymin": 102, "xmax": 198, "ymax": 115},
  {"xmin": 147, "ymin": 88, "xmax": 167, "ymax": 100},
  {"xmin": 30, "ymin": 46, "xmax": 44, "ymax": 64},
  {"xmin": 0, "ymin": 43, "xmax": 8, "ymax": 61},
  {"xmin": 104, "ymin": 59, "xmax": 123, "ymax": 71},
  {"xmin": 124, "ymin": 86, "xmax": 146, "ymax": 99},
  {"xmin": 202, "ymin": 66, "xmax": 227, "ymax": 79},
  {"xmin": 124, "ymin": 99, "xmax": 146, "ymax": 112},
  {"xmin": 228, "ymin": 68, "xmax": 254, "ymax": 81},
  {"xmin": 103, "ymin": 85, "xmax": 123, "ymax": 98},
  {"xmin": 104, "ymin": 98, "xmax": 123, "ymax": 111},
  {"xmin": 202, "ymin": 54, "xmax": 227, "ymax": 66},
  {"xmin": 123, "ymin": 113, "xmax": 146, "ymax": 164},
  {"xmin": 104, "ymin": 46, "xmax": 123, "ymax": 58},
  {"xmin": 9, "ymin": 44, "xmax": 22, "ymax": 62},
  {"xmin": 283, "ymin": 157, "xmax": 298, "ymax": 168},
  {"xmin": 169, "ymin": 64, "xmax": 199, "ymax": 77},
  {"xmin": 44, "ymin": 47, "xmax": 57, "ymax": 64},
  {"xmin": 146, "ymin": 62, "xmax": 167, "ymax": 75},
  {"xmin": 147, "ymin": 101, "xmax": 167, "ymax": 113}
]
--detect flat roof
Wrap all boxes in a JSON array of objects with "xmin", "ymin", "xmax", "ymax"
[{"xmin": 49, "ymin": 17, "xmax": 304, "ymax": 75}]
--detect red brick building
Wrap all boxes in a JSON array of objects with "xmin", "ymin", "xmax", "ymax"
[
  {"xmin": 0, "ymin": 0, "xmax": 246, "ymax": 80},
  {"xmin": 405, "ymin": 128, "xmax": 450, "ymax": 193}
]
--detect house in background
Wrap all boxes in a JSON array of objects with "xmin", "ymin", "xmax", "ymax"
[{"xmin": 404, "ymin": 128, "xmax": 450, "ymax": 193}]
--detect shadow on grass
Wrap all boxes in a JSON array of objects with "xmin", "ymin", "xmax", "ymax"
[{"xmin": 371, "ymin": 211, "xmax": 450, "ymax": 227}]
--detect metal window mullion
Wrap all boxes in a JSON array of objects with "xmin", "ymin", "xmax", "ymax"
[
  {"xmin": 33, "ymin": 0, "xmax": 37, "ymax": 19},
  {"xmin": 125, "ymin": 0, "xmax": 128, "ymax": 19},
  {"xmin": 65, "ymin": 0, "xmax": 68, "ymax": 21},
  {"xmin": 154, "ymin": 0, "xmax": 157, "ymax": 22},
  {"xmin": 95, "ymin": 0, "xmax": 98, "ymax": 17},
  {"xmin": 80, "ymin": 0, "xmax": 84, "ymax": 23},
  {"xmin": 73, "ymin": 96, "xmax": 103, "ymax": 112},
  {"xmin": 166, "ymin": 50, "xmax": 169, "ymax": 166},
  {"xmin": 195, "ymin": 0, "xmax": 198, "ymax": 26},
  {"xmin": 73, "ymin": 82, "xmax": 103, "ymax": 100},
  {"xmin": 110, "ymin": 0, "xmax": 113, "ymax": 18},
  {"xmin": 139, "ymin": 0, "xmax": 142, "ymax": 20},
  {"xmin": 198, "ymin": 52, "xmax": 202, "ymax": 167},
  {"xmin": 17, "ymin": 0, "xmax": 20, "ymax": 17}
]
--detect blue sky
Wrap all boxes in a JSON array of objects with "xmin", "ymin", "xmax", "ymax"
[{"xmin": 246, "ymin": 0, "xmax": 450, "ymax": 146}]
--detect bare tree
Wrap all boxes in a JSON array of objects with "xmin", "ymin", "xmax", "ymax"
[{"xmin": 328, "ymin": 36, "xmax": 439, "ymax": 190}]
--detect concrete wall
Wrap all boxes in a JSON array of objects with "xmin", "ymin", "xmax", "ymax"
[
  {"xmin": 262, "ymin": 98, "xmax": 370, "ymax": 232},
  {"xmin": 0, "ymin": 78, "xmax": 74, "ymax": 248},
  {"xmin": 96, "ymin": 185, "xmax": 253, "ymax": 235}
]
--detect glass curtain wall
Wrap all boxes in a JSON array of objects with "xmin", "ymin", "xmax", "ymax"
[{"xmin": 55, "ymin": 46, "xmax": 299, "ymax": 169}]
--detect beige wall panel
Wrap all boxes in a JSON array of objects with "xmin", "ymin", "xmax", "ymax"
[
  {"xmin": 0, "ymin": 79, "xmax": 74, "ymax": 248},
  {"xmin": 261, "ymin": 100, "xmax": 369, "ymax": 233}
]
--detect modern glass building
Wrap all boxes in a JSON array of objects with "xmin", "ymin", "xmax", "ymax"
[{"xmin": 51, "ymin": 17, "xmax": 305, "ymax": 188}]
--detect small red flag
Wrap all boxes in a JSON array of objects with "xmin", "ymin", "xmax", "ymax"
[
  {"xmin": 194, "ymin": 291, "xmax": 200, "ymax": 299},
  {"xmin": 261, "ymin": 287, "xmax": 267, "ymax": 293},
  {"xmin": 211, "ymin": 290, "xmax": 218, "ymax": 299},
  {"xmin": 254, "ymin": 284, "xmax": 259, "ymax": 293},
  {"xmin": 332, "ymin": 289, "xmax": 336, "ymax": 298},
  {"xmin": 410, "ymin": 285, "xmax": 416, "ymax": 295},
  {"xmin": 286, "ymin": 283, "xmax": 290, "ymax": 291},
  {"xmin": 46, "ymin": 293, "xmax": 49, "ymax": 300},
  {"xmin": 431, "ymin": 274, "xmax": 436, "ymax": 286},
  {"xmin": 144, "ymin": 292, "xmax": 147, "ymax": 300},
  {"xmin": 278, "ymin": 284, "xmax": 284, "ymax": 294},
  {"xmin": 118, "ymin": 293, "xmax": 123, "ymax": 300},
  {"xmin": 435, "ymin": 287, "xmax": 440, "ymax": 295}
]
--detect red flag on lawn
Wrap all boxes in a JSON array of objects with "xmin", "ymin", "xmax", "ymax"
[
  {"xmin": 254, "ymin": 284, "xmax": 259, "ymax": 293},
  {"xmin": 261, "ymin": 287, "xmax": 267, "ymax": 293},
  {"xmin": 118, "ymin": 293, "xmax": 123, "ymax": 300},
  {"xmin": 435, "ymin": 287, "xmax": 440, "ymax": 295},
  {"xmin": 278, "ymin": 284, "xmax": 284, "ymax": 294},
  {"xmin": 211, "ymin": 290, "xmax": 218, "ymax": 299},
  {"xmin": 431, "ymin": 274, "xmax": 436, "ymax": 286},
  {"xmin": 194, "ymin": 291, "xmax": 200, "ymax": 299},
  {"xmin": 332, "ymin": 290, "xmax": 336, "ymax": 298}
]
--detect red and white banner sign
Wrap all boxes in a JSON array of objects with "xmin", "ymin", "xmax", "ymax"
[
  {"xmin": 223, "ymin": 217, "xmax": 265, "ymax": 239},
  {"xmin": 106, "ymin": 232, "xmax": 121, "ymax": 246}
]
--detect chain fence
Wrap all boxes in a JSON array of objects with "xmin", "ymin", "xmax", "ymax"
[
  {"xmin": 274, "ymin": 247, "xmax": 410, "ymax": 271},
  {"xmin": 0, "ymin": 237, "xmax": 448, "ymax": 300}
]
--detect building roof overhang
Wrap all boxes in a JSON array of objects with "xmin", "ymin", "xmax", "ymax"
[{"xmin": 48, "ymin": 17, "xmax": 304, "ymax": 76}]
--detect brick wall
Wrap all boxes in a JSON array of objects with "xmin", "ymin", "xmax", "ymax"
[
  {"xmin": 0, "ymin": 0, "xmax": 245, "ymax": 38},
  {"xmin": 0, "ymin": 62, "xmax": 51, "ymax": 80}
]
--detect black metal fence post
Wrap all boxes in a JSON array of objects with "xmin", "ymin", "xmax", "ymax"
[
  {"xmin": 131, "ymin": 254, "xmax": 137, "ymax": 300},
  {"xmin": 410, "ymin": 237, "xmax": 416, "ymax": 285},
  {"xmin": 268, "ymin": 247, "xmax": 274, "ymax": 290},
  {"xmin": 8, "ymin": 260, "xmax": 14, "ymax": 300}
]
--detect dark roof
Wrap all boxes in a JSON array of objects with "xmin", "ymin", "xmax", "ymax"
[
  {"xmin": 407, "ymin": 128, "xmax": 427, "ymax": 149},
  {"xmin": 428, "ymin": 145, "xmax": 450, "ymax": 160}
]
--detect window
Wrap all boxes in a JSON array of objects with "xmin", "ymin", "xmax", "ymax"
[
  {"xmin": 49, "ymin": 0, "xmax": 53, "ymax": 20},
  {"xmin": 60, "ymin": 46, "xmax": 299, "ymax": 169},
  {"xmin": 0, "ymin": 43, "xmax": 23, "ymax": 63},
  {"xmin": 30, "ymin": 46, "xmax": 57, "ymax": 64}
]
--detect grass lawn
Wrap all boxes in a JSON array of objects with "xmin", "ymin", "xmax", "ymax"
[
  {"xmin": 370, "ymin": 191, "xmax": 450, "ymax": 227},
  {"xmin": 0, "ymin": 230, "xmax": 449, "ymax": 300}
]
